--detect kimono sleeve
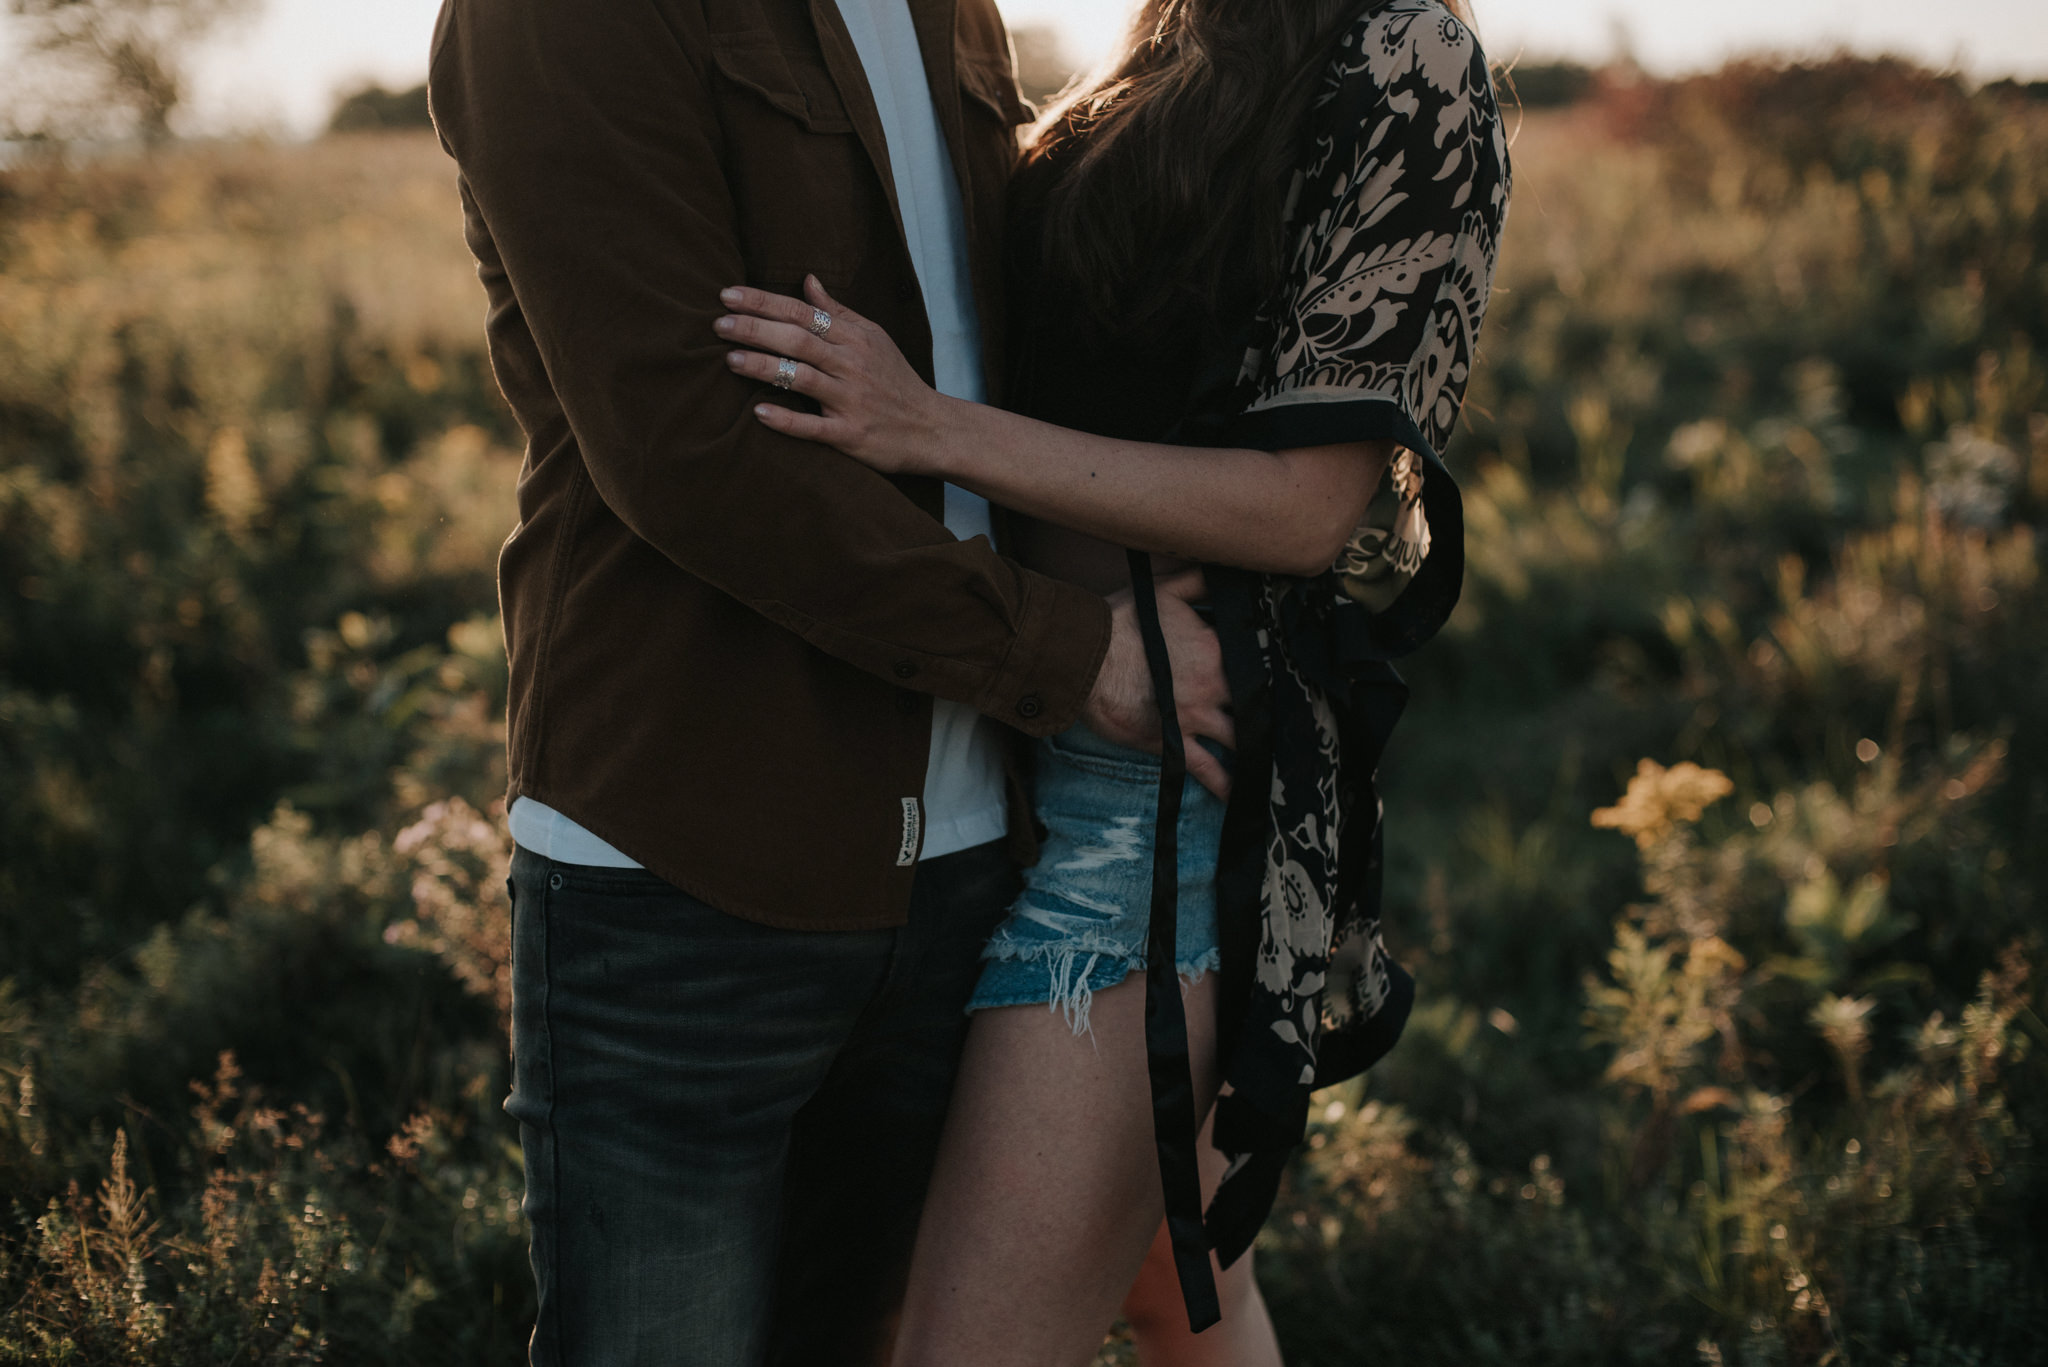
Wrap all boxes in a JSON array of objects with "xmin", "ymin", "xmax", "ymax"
[{"xmin": 1229, "ymin": 1, "xmax": 1511, "ymax": 658}]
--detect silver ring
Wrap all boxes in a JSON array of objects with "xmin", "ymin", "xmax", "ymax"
[
  {"xmin": 772, "ymin": 357, "xmax": 798, "ymax": 390},
  {"xmin": 808, "ymin": 307, "xmax": 832, "ymax": 338}
]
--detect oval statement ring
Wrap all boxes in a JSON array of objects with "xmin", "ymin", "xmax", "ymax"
[
  {"xmin": 773, "ymin": 357, "xmax": 799, "ymax": 390},
  {"xmin": 808, "ymin": 307, "xmax": 832, "ymax": 338}
]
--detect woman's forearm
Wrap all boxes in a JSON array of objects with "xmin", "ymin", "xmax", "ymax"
[
  {"xmin": 712, "ymin": 281, "xmax": 1388, "ymax": 570},
  {"xmin": 924, "ymin": 396, "xmax": 1391, "ymax": 578}
]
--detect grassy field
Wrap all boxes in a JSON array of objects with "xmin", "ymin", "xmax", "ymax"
[{"xmin": 3, "ymin": 61, "xmax": 2045, "ymax": 1364}]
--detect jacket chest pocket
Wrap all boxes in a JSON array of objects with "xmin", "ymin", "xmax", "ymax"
[
  {"xmin": 958, "ymin": 54, "xmax": 1033, "ymax": 133},
  {"xmin": 954, "ymin": 52, "xmax": 1032, "ymax": 195},
  {"xmin": 709, "ymin": 37, "xmax": 874, "ymax": 281}
]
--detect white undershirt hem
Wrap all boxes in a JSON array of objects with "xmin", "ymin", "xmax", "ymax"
[
  {"xmin": 916, "ymin": 802, "xmax": 1010, "ymax": 864},
  {"xmin": 507, "ymin": 798, "xmax": 645, "ymax": 868}
]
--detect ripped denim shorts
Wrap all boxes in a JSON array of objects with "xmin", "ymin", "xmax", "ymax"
[{"xmin": 965, "ymin": 723, "xmax": 1224, "ymax": 1035}]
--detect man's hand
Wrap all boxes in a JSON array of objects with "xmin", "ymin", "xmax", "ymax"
[{"xmin": 1082, "ymin": 569, "xmax": 1235, "ymax": 798}]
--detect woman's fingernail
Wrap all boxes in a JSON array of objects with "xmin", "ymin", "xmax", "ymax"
[
  {"xmin": 720, "ymin": 288, "xmax": 743, "ymax": 303},
  {"xmin": 754, "ymin": 404, "xmax": 773, "ymax": 418},
  {"xmin": 714, "ymin": 316, "xmax": 735, "ymax": 333},
  {"xmin": 727, "ymin": 351, "xmax": 745, "ymax": 366}
]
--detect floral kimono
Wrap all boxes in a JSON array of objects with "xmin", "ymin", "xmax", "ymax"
[{"xmin": 1125, "ymin": 0, "xmax": 1514, "ymax": 1324}]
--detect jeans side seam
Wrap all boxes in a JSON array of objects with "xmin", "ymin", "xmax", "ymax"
[{"xmin": 538, "ymin": 864, "xmax": 563, "ymax": 1367}]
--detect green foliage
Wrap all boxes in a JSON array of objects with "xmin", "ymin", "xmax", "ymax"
[
  {"xmin": 1, "ymin": 135, "xmax": 528, "ymax": 1363},
  {"xmin": 0, "ymin": 135, "xmax": 513, "ymax": 989},
  {"xmin": 3, "ymin": 57, "xmax": 2045, "ymax": 1363}
]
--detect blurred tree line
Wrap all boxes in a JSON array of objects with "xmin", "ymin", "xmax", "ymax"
[
  {"xmin": 4, "ymin": 0, "xmax": 257, "ymax": 143},
  {"xmin": 313, "ymin": 34, "xmax": 1679, "ymax": 135},
  {"xmin": 1, "ymin": 50, "xmax": 2044, "ymax": 1367},
  {"xmin": 327, "ymin": 84, "xmax": 431, "ymax": 135}
]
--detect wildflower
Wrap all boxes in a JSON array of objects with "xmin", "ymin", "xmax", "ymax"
[{"xmin": 1591, "ymin": 759, "xmax": 1735, "ymax": 848}]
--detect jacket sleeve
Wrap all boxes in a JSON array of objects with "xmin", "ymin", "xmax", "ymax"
[{"xmin": 427, "ymin": 0, "xmax": 1108, "ymax": 734}]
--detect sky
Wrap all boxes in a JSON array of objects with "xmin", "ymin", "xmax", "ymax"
[{"xmin": 6, "ymin": 0, "xmax": 2047, "ymax": 137}]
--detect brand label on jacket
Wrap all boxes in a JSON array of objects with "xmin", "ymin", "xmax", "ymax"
[{"xmin": 896, "ymin": 797, "xmax": 922, "ymax": 866}]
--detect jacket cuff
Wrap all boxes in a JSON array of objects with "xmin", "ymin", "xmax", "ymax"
[{"xmin": 977, "ymin": 572, "xmax": 1111, "ymax": 737}]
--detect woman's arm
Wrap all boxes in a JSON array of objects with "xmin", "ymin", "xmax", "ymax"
[{"xmin": 716, "ymin": 279, "xmax": 1391, "ymax": 578}]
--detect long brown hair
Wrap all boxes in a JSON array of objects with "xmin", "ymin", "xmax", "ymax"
[{"xmin": 1028, "ymin": 0, "xmax": 1474, "ymax": 325}]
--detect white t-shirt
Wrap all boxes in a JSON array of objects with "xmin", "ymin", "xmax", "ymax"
[{"xmin": 509, "ymin": 0, "xmax": 1007, "ymax": 868}]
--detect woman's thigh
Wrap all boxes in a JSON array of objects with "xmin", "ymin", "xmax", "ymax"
[{"xmin": 890, "ymin": 973, "xmax": 1222, "ymax": 1367}]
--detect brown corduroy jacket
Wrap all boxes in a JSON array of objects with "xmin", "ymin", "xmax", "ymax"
[{"xmin": 427, "ymin": 0, "xmax": 1112, "ymax": 930}]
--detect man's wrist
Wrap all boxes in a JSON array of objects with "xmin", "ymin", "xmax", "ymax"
[{"xmin": 1081, "ymin": 593, "xmax": 1144, "ymax": 745}]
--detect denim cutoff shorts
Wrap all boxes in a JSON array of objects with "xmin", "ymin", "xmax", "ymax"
[{"xmin": 965, "ymin": 723, "xmax": 1224, "ymax": 1034}]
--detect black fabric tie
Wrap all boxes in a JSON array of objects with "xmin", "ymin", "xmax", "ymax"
[{"xmin": 1126, "ymin": 549, "xmax": 1222, "ymax": 1333}]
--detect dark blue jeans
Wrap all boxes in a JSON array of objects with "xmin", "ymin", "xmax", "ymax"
[{"xmin": 506, "ymin": 842, "xmax": 1013, "ymax": 1366}]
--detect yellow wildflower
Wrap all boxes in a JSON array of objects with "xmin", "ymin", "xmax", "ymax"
[{"xmin": 1591, "ymin": 759, "xmax": 1735, "ymax": 848}]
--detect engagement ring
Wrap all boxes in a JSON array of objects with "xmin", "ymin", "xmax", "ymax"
[
  {"xmin": 773, "ymin": 357, "xmax": 798, "ymax": 390},
  {"xmin": 808, "ymin": 308, "xmax": 832, "ymax": 338}
]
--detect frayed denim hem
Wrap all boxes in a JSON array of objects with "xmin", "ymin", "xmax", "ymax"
[{"xmin": 968, "ymin": 937, "xmax": 1223, "ymax": 1038}]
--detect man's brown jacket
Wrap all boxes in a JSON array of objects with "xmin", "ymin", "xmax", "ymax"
[{"xmin": 428, "ymin": 0, "xmax": 1111, "ymax": 929}]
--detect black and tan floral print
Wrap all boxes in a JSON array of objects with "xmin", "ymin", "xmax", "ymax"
[
  {"xmin": 1244, "ymin": 0, "xmax": 1510, "ymax": 607},
  {"xmin": 1198, "ymin": 0, "xmax": 1509, "ymax": 1265}
]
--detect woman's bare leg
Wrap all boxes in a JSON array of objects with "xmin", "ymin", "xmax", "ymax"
[
  {"xmin": 1120, "ymin": 1111, "xmax": 1283, "ymax": 1367},
  {"xmin": 891, "ymin": 974, "xmax": 1221, "ymax": 1367}
]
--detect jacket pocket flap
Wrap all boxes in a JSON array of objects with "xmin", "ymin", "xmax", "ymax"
[
  {"xmin": 958, "ymin": 56, "xmax": 1032, "ymax": 126},
  {"xmin": 709, "ymin": 38, "xmax": 854, "ymax": 134}
]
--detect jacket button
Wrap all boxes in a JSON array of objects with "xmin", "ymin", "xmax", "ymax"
[
  {"xmin": 893, "ymin": 660, "xmax": 918, "ymax": 679},
  {"xmin": 896, "ymin": 690, "xmax": 919, "ymax": 715},
  {"xmin": 1016, "ymin": 693, "xmax": 1043, "ymax": 720}
]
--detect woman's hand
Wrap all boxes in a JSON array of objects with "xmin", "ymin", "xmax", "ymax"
[{"xmin": 715, "ymin": 276, "xmax": 946, "ymax": 475}]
